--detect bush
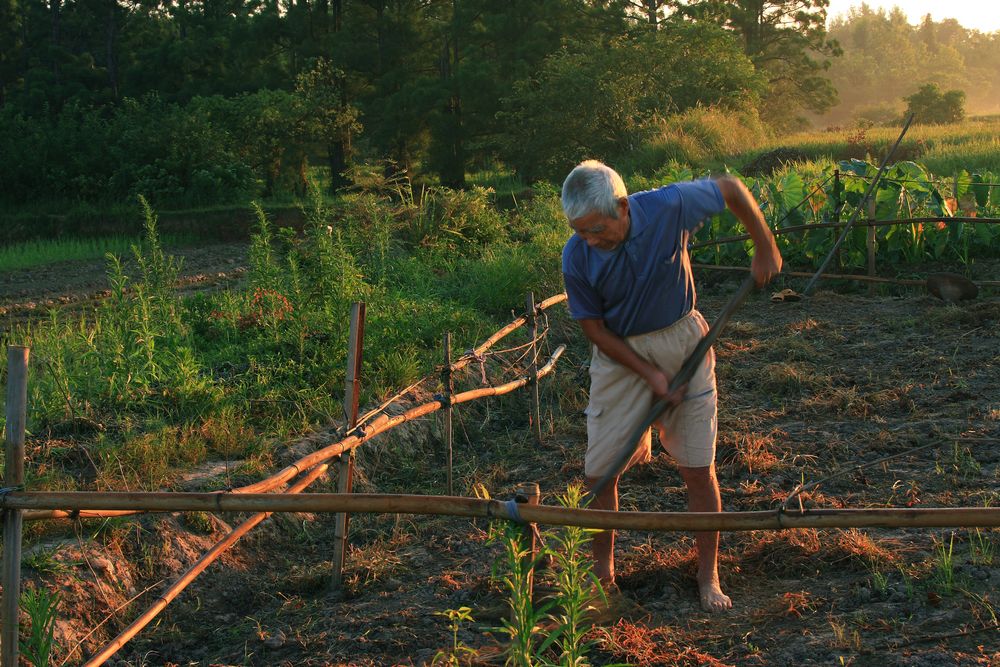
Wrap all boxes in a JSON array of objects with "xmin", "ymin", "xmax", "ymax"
[{"xmin": 904, "ymin": 83, "xmax": 966, "ymax": 125}]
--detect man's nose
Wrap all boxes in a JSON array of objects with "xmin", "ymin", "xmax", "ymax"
[{"xmin": 585, "ymin": 236, "xmax": 600, "ymax": 247}]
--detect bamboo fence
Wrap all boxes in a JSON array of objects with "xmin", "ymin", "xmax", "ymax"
[
  {"xmin": 2, "ymin": 219, "xmax": 996, "ymax": 664},
  {"xmin": 4, "ymin": 492, "xmax": 1000, "ymax": 532},
  {"xmin": 1, "ymin": 294, "xmax": 569, "ymax": 666}
]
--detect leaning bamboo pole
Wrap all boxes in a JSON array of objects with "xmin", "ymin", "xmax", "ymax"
[
  {"xmin": 4, "ymin": 492, "xmax": 1000, "ymax": 531},
  {"xmin": 22, "ymin": 345, "xmax": 567, "ymax": 522},
  {"xmin": 80, "ymin": 463, "xmax": 331, "ymax": 667}
]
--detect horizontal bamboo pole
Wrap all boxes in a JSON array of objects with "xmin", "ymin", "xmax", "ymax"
[
  {"xmin": 697, "ymin": 264, "xmax": 1000, "ymax": 288},
  {"xmin": 690, "ymin": 216, "xmax": 1000, "ymax": 250},
  {"xmin": 82, "ymin": 463, "xmax": 331, "ymax": 667},
  {"xmin": 4, "ymin": 492, "xmax": 1000, "ymax": 530},
  {"xmin": 24, "ymin": 345, "xmax": 567, "ymax": 522}
]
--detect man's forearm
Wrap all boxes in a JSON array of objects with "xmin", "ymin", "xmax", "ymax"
[
  {"xmin": 579, "ymin": 318, "xmax": 668, "ymax": 394},
  {"xmin": 715, "ymin": 175, "xmax": 782, "ymax": 284}
]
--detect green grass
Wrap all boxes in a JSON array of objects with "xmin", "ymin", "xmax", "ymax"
[
  {"xmin": 0, "ymin": 233, "xmax": 197, "ymax": 272},
  {"xmin": 740, "ymin": 118, "xmax": 1000, "ymax": 175}
]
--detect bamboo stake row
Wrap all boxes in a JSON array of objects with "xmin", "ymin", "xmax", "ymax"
[
  {"xmin": 4, "ymin": 491, "xmax": 1000, "ymax": 531},
  {"xmin": 21, "ymin": 306, "xmax": 570, "ymax": 522}
]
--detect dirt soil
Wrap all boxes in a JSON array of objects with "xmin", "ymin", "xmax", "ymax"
[
  {"xmin": 5, "ymin": 252, "xmax": 1000, "ymax": 666},
  {"xmin": 0, "ymin": 242, "xmax": 249, "ymax": 325}
]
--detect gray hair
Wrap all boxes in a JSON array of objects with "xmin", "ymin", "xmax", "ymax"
[{"xmin": 560, "ymin": 160, "xmax": 628, "ymax": 222}]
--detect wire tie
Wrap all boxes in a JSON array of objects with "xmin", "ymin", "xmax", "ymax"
[
  {"xmin": 504, "ymin": 498, "xmax": 526, "ymax": 525},
  {"xmin": 0, "ymin": 485, "xmax": 22, "ymax": 498}
]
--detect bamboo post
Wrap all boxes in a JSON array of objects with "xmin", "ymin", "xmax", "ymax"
[
  {"xmin": 833, "ymin": 169, "xmax": 842, "ymax": 269},
  {"xmin": 513, "ymin": 482, "xmax": 540, "ymax": 611},
  {"xmin": 867, "ymin": 197, "xmax": 877, "ymax": 295},
  {"xmin": 2, "ymin": 346, "xmax": 29, "ymax": 667},
  {"xmin": 525, "ymin": 293, "xmax": 541, "ymax": 444},
  {"xmin": 332, "ymin": 302, "xmax": 366, "ymax": 590},
  {"xmin": 442, "ymin": 332, "xmax": 454, "ymax": 496}
]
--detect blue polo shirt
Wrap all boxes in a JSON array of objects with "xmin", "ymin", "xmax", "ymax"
[{"xmin": 562, "ymin": 179, "xmax": 724, "ymax": 337}]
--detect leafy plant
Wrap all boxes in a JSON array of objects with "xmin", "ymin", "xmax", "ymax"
[
  {"xmin": 432, "ymin": 606, "xmax": 478, "ymax": 666},
  {"xmin": 931, "ymin": 532, "xmax": 957, "ymax": 595},
  {"xmin": 19, "ymin": 587, "xmax": 60, "ymax": 667},
  {"xmin": 492, "ymin": 521, "xmax": 553, "ymax": 666}
]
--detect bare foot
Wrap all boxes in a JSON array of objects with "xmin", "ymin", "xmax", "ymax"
[{"xmin": 698, "ymin": 578, "xmax": 732, "ymax": 612}]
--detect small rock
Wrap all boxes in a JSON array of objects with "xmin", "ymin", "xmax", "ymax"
[
  {"xmin": 263, "ymin": 629, "xmax": 286, "ymax": 649},
  {"xmin": 857, "ymin": 587, "xmax": 872, "ymax": 603},
  {"xmin": 92, "ymin": 557, "xmax": 115, "ymax": 576},
  {"xmin": 384, "ymin": 578, "xmax": 403, "ymax": 591}
]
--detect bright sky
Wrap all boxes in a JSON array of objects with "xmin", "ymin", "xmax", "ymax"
[{"xmin": 826, "ymin": 0, "xmax": 1000, "ymax": 33}]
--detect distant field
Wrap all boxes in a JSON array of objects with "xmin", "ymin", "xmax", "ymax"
[
  {"xmin": 740, "ymin": 119, "xmax": 1000, "ymax": 176},
  {"xmin": 0, "ymin": 234, "xmax": 196, "ymax": 273}
]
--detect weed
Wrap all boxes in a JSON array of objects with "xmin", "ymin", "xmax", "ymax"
[
  {"xmin": 968, "ymin": 528, "xmax": 996, "ymax": 566},
  {"xmin": 181, "ymin": 511, "xmax": 216, "ymax": 535},
  {"xmin": 491, "ymin": 521, "xmax": 551, "ymax": 666},
  {"xmin": 22, "ymin": 545, "xmax": 75, "ymax": 575},
  {"xmin": 432, "ymin": 606, "xmax": 478, "ymax": 666},
  {"xmin": 931, "ymin": 532, "xmax": 957, "ymax": 595},
  {"xmin": 828, "ymin": 616, "xmax": 862, "ymax": 651},
  {"xmin": 546, "ymin": 484, "xmax": 600, "ymax": 665},
  {"xmin": 865, "ymin": 556, "xmax": 889, "ymax": 596},
  {"xmin": 19, "ymin": 586, "xmax": 60, "ymax": 667}
]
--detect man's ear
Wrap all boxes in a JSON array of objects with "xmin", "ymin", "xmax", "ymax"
[{"xmin": 617, "ymin": 197, "xmax": 629, "ymax": 218}]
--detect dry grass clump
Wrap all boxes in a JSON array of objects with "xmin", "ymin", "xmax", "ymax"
[
  {"xmin": 738, "ymin": 529, "xmax": 822, "ymax": 575},
  {"xmin": 759, "ymin": 362, "xmax": 829, "ymax": 397},
  {"xmin": 802, "ymin": 386, "xmax": 873, "ymax": 417},
  {"xmin": 718, "ymin": 431, "xmax": 785, "ymax": 474},
  {"xmin": 924, "ymin": 301, "xmax": 1000, "ymax": 328},
  {"xmin": 831, "ymin": 529, "xmax": 900, "ymax": 567},
  {"xmin": 599, "ymin": 620, "xmax": 736, "ymax": 666}
]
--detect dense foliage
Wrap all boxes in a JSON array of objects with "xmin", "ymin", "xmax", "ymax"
[
  {"xmin": 3, "ymin": 183, "xmax": 566, "ymax": 490},
  {"xmin": 0, "ymin": 0, "xmax": 841, "ymax": 208}
]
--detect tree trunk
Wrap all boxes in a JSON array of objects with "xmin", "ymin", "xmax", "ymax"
[
  {"xmin": 51, "ymin": 0, "xmax": 61, "ymax": 83},
  {"xmin": 328, "ymin": 140, "xmax": 350, "ymax": 191},
  {"xmin": 106, "ymin": 0, "xmax": 118, "ymax": 99}
]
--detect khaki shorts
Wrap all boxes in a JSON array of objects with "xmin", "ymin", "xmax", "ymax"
[{"xmin": 584, "ymin": 310, "xmax": 718, "ymax": 477}]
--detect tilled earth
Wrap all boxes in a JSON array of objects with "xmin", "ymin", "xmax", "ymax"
[{"xmin": 5, "ymin": 252, "xmax": 999, "ymax": 666}]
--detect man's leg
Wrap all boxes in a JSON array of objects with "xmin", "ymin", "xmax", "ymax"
[
  {"xmin": 677, "ymin": 463, "xmax": 731, "ymax": 612},
  {"xmin": 584, "ymin": 474, "xmax": 618, "ymax": 587}
]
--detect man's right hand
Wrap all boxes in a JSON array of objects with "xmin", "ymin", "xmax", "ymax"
[{"xmin": 644, "ymin": 367, "xmax": 687, "ymax": 407}]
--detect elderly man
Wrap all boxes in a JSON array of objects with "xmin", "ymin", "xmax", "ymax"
[{"xmin": 561, "ymin": 160, "xmax": 781, "ymax": 612}]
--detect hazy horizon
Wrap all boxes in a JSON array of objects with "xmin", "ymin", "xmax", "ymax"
[{"xmin": 827, "ymin": 0, "xmax": 1000, "ymax": 33}]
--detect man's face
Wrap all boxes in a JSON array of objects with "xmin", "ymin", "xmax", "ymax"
[{"xmin": 569, "ymin": 198, "xmax": 630, "ymax": 251}]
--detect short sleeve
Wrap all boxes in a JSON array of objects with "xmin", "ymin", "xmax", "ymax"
[
  {"xmin": 563, "ymin": 270, "xmax": 603, "ymax": 321},
  {"xmin": 675, "ymin": 179, "xmax": 725, "ymax": 232}
]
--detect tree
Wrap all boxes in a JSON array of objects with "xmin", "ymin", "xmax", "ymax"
[
  {"xmin": 295, "ymin": 59, "xmax": 362, "ymax": 193},
  {"xmin": 498, "ymin": 21, "xmax": 762, "ymax": 181},
  {"xmin": 904, "ymin": 83, "xmax": 965, "ymax": 124},
  {"xmin": 680, "ymin": 0, "xmax": 841, "ymax": 129}
]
